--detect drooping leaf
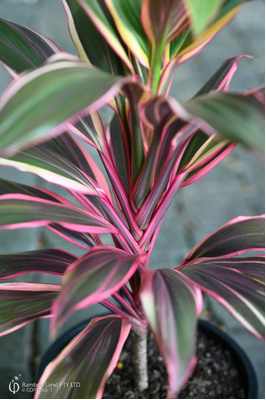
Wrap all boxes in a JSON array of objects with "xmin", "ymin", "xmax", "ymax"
[
  {"xmin": 195, "ymin": 255, "xmax": 265, "ymax": 284},
  {"xmin": 0, "ymin": 59, "xmax": 131, "ymax": 156},
  {"xmin": 104, "ymin": 0, "xmax": 150, "ymax": 67},
  {"xmin": 183, "ymin": 0, "xmax": 224, "ymax": 36},
  {"xmin": 0, "ymin": 249, "xmax": 76, "ymax": 279},
  {"xmin": 35, "ymin": 316, "xmax": 131, "ymax": 399},
  {"xmin": 0, "ymin": 194, "xmax": 117, "ymax": 234},
  {"xmin": 195, "ymin": 55, "xmax": 251, "ymax": 96},
  {"xmin": 0, "ymin": 18, "xmax": 59, "ymax": 74},
  {"xmin": 183, "ymin": 91, "xmax": 265, "ymax": 152},
  {"xmin": 0, "ymin": 283, "xmax": 60, "ymax": 336},
  {"xmin": 78, "ymin": 0, "xmax": 134, "ymax": 72},
  {"xmin": 179, "ymin": 262, "xmax": 265, "ymax": 340},
  {"xmin": 140, "ymin": 268, "xmax": 202, "ymax": 398},
  {"xmin": 184, "ymin": 215, "xmax": 265, "ymax": 262},
  {"xmin": 63, "ymin": 0, "xmax": 127, "ymax": 75},
  {"xmin": 51, "ymin": 247, "xmax": 143, "ymax": 334}
]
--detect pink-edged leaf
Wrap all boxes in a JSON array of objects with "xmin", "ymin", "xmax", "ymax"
[
  {"xmin": 63, "ymin": 0, "xmax": 128, "ymax": 76},
  {"xmin": 195, "ymin": 56, "xmax": 252, "ymax": 95},
  {"xmin": 104, "ymin": 0, "xmax": 150, "ymax": 68},
  {"xmin": 48, "ymin": 223, "xmax": 101, "ymax": 249},
  {"xmin": 0, "ymin": 283, "xmax": 60, "ymax": 336},
  {"xmin": 140, "ymin": 268, "xmax": 202, "ymax": 398},
  {"xmin": 51, "ymin": 247, "xmax": 144, "ymax": 334},
  {"xmin": 184, "ymin": 215, "xmax": 265, "ymax": 262},
  {"xmin": 0, "ymin": 133, "xmax": 112, "ymax": 198},
  {"xmin": 35, "ymin": 315, "xmax": 131, "ymax": 399},
  {"xmin": 141, "ymin": 0, "xmax": 188, "ymax": 45},
  {"xmin": 183, "ymin": 91, "xmax": 265, "ymax": 152},
  {"xmin": 78, "ymin": 0, "xmax": 134, "ymax": 72},
  {"xmin": 69, "ymin": 112, "xmax": 106, "ymax": 153},
  {"xmin": 178, "ymin": 262, "xmax": 265, "ymax": 340},
  {"xmin": 0, "ymin": 178, "xmax": 101, "ymax": 248},
  {"xmin": 195, "ymin": 255, "xmax": 265, "ymax": 284},
  {"xmin": 0, "ymin": 194, "xmax": 117, "ymax": 234},
  {"xmin": 0, "ymin": 18, "xmax": 59, "ymax": 74},
  {"xmin": 0, "ymin": 249, "xmax": 76, "ymax": 279},
  {"xmin": 0, "ymin": 59, "xmax": 132, "ymax": 156}
]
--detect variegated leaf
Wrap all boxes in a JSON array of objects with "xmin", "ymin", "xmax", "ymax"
[
  {"xmin": 0, "ymin": 249, "xmax": 76, "ymax": 279},
  {"xmin": 0, "ymin": 283, "xmax": 60, "ymax": 336},
  {"xmin": 140, "ymin": 268, "xmax": 202, "ymax": 397},
  {"xmin": 36, "ymin": 316, "xmax": 131, "ymax": 399},
  {"xmin": 0, "ymin": 59, "xmax": 131, "ymax": 156},
  {"xmin": 51, "ymin": 247, "xmax": 143, "ymax": 334},
  {"xmin": 0, "ymin": 194, "xmax": 117, "ymax": 234},
  {"xmin": 0, "ymin": 18, "xmax": 58, "ymax": 75},
  {"xmin": 178, "ymin": 262, "xmax": 265, "ymax": 340},
  {"xmin": 184, "ymin": 215, "xmax": 265, "ymax": 262}
]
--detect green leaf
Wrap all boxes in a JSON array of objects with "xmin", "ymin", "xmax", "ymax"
[
  {"xmin": 183, "ymin": 91, "xmax": 265, "ymax": 152},
  {"xmin": 63, "ymin": 0, "xmax": 127, "ymax": 75},
  {"xmin": 0, "ymin": 60, "xmax": 130, "ymax": 156},
  {"xmin": 0, "ymin": 18, "xmax": 58, "ymax": 74},
  {"xmin": 79, "ymin": 0, "xmax": 134, "ymax": 72},
  {"xmin": 104, "ymin": 0, "xmax": 150, "ymax": 67},
  {"xmin": 183, "ymin": 0, "xmax": 224, "ymax": 36},
  {"xmin": 37, "ymin": 316, "xmax": 131, "ymax": 399}
]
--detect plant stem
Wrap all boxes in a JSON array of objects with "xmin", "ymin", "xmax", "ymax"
[{"xmin": 132, "ymin": 327, "xmax": 149, "ymax": 392}]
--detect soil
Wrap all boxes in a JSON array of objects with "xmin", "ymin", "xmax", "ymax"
[{"xmin": 103, "ymin": 324, "xmax": 246, "ymax": 399}]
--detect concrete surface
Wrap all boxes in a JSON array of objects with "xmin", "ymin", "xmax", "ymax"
[{"xmin": 0, "ymin": 0, "xmax": 264, "ymax": 398}]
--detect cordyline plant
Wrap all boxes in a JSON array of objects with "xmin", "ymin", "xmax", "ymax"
[{"xmin": 0, "ymin": 0, "xmax": 264, "ymax": 398}]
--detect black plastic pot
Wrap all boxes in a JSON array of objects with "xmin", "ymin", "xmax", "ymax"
[{"xmin": 37, "ymin": 319, "xmax": 258, "ymax": 399}]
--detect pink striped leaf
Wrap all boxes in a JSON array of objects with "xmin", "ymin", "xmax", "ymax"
[
  {"xmin": 141, "ymin": 0, "xmax": 188, "ymax": 45},
  {"xmin": 35, "ymin": 315, "xmax": 131, "ymax": 399},
  {"xmin": 51, "ymin": 247, "xmax": 143, "ymax": 334},
  {"xmin": 0, "ymin": 283, "xmax": 60, "ymax": 336},
  {"xmin": 0, "ymin": 59, "xmax": 131, "ymax": 156},
  {"xmin": 0, "ymin": 177, "xmax": 101, "ymax": 248},
  {"xmin": 0, "ymin": 194, "xmax": 117, "ymax": 234},
  {"xmin": 78, "ymin": 0, "xmax": 134, "ymax": 72},
  {"xmin": 0, "ymin": 18, "xmax": 59, "ymax": 74},
  {"xmin": 0, "ymin": 135, "xmax": 111, "ymax": 197},
  {"xmin": 48, "ymin": 223, "xmax": 101, "ymax": 249},
  {"xmin": 193, "ymin": 255, "xmax": 265, "ymax": 284},
  {"xmin": 69, "ymin": 112, "xmax": 106, "ymax": 153},
  {"xmin": 184, "ymin": 215, "xmax": 265, "ymax": 262},
  {"xmin": 63, "ymin": 0, "xmax": 128, "ymax": 75},
  {"xmin": 0, "ymin": 249, "xmax": 76, "ymax": 279},
  {"xmin": 140, "ymin": 268, "xmax": 202, "ymax": 398},
  {"xmin": 178, "ymin": 262, "xmax": 265, "ymax": 340},
  {"xmin": 104, "ymin": 0, "xmax": 150, "ymax": 68}
]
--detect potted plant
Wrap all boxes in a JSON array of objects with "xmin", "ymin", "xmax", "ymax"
[{"xmin": 0, "ymin": 0, "xmax": 264, "ymax": 398}]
